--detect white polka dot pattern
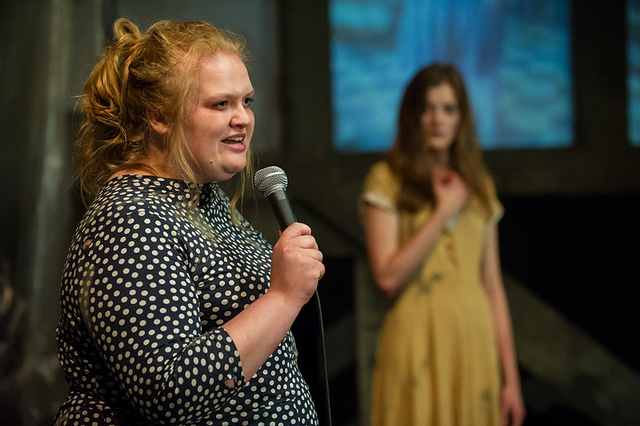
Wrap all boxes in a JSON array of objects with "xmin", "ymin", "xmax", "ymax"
[{"xmin": 54, "ymin": 175, "xmax": 318, "ymax": 425}]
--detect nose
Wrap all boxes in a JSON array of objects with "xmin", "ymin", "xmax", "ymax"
[
  {"xmin": 431, "ymin": 107, "xmax": 445, "ymax": 124},
  {"xmin": 230, "ymin": 104, "xmax": 251, "ymax": 128}
]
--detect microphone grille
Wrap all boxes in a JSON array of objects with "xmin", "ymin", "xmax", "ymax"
[{"xmin": 254, "ymin": 166, "xmax": 288, "ymax": 197}]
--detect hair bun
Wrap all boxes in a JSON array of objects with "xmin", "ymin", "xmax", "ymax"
[{"xmin": 113, "ymin": 18, "xmax": 141, "ymax": 42}]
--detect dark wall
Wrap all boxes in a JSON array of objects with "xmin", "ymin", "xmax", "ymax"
[{"xmin": 500, "ymin": 192, "xmax": 640, "ymax": 372}]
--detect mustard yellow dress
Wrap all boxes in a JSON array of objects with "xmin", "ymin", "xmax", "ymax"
[{"xmin": 362, "ymin": 161, "xmax": 503, "ymax": 426}]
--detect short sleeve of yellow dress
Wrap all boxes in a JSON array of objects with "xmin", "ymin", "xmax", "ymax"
[{"xmin": 363, "ymin": 161, "xmax": 503, "ymax": 426}]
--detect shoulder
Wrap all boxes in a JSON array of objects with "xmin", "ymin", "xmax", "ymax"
[
  {"xmin": 360, "ymin": 161, "xmax": 400, "ymax": 213},
  {"xmin": 84, "ymin": 175, "xmax": 192, "ymax": 231},
  {"xmin": 363, "ymin": 161, "xmax": 400, "ymax": 190},
  {"xmin": 365, "ymin": 160, "xmax": 395, "ymax": 181}
]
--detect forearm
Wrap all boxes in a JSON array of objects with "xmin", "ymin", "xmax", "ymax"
[
  {"xmin": 488, "ymin": 285, "xmax": 527, "ymax": 425},
  {"xmin": 482, "ymin": 226, "xmax": 526, "ymax": 424},
  {"xmin": 481, "ymin": 226, "xmax": 521, "ymax": 386},
  {"xmin": 487, "ymin": 284, "xmax": 521, "ymax": 387},
  {"xmin": 225, "ymin": 222, "xmax": 322, "ymax": 381},
  {"xmin": 370, "ymin": 207, "xmax": 449, "ymax": 297},
  {"xmin": 222, "ymin": 290, "xmax": 302, "ymax": 380}
]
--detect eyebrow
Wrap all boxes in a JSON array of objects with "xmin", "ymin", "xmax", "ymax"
[{"xmin": 203, "ymin": 89, "xmax": 256, "ymax": 100}]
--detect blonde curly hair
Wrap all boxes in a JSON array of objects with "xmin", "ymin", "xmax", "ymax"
[{"xmin": 75, "ymin": 18, "xmax": 253, "ymax": 213}]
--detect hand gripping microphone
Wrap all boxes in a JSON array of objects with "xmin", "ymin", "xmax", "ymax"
[
  {"xmin": 254, "ymin": 166, "xmax": 297, "ymax": 231},
  {"xmin": 254, "ymin": 165, "xmax": 333, "ymax": 424}
]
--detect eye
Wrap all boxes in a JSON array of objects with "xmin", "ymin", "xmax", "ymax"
[
  {"xmin": 444, "ymin": 104, "xmax": 458, "ymax": 115},
  {"xmin": 210, "ymin": 100, "xmax": 228, "ymax": 109},
  {"xmin": 244, "ymin": 97, "xmax": 255, "ymax": 107}
]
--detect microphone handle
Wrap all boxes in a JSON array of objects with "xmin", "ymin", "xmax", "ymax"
[{"xmin": 267, "ymin": 188, "xmax": 297, "ymax": 231}]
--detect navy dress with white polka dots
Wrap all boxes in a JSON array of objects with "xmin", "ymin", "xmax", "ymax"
[{"xmin": 54, "ymin": 175, "xmax": 318, "ymax": 425}]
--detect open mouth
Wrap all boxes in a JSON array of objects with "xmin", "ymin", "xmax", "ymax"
[{"xmin": 223, "ymin": 137, "xmax": 244, "ymax": 145}]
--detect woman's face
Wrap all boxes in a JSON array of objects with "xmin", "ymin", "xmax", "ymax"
[
  {"xmin": 183, "ymin": 52, "xmax": 255, "ymax": 183},
  {"xmin": 420, "ymin": 82, "xmax": 461, "ymax": 152}
]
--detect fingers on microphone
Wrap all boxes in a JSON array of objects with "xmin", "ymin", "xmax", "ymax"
[
  {"xmin": 301, "ymin": 235, "xmax": 320, "ymax": 250},
  {"xmin": 318, "ymin": 264, "xmax": 326, "ymax": 281},
  {"xmin": 282, "ymin": 222, "xmax": 311, "ymax": 237}
]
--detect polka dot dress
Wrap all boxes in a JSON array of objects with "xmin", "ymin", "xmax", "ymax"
[{"xmin": 54, "ymin": 175, "xmax": 318, "ymax": 425}]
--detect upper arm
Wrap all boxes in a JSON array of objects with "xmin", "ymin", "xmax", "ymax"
[
  {"xmin": 363, "ymin": 203, "xmax": 399, "ymax": 285},
  {"xmin": 79, "ymin": 205, "xmax": 244, "ymax": 421},
  {"xmin": 481, "ymin": 224, "xmax": 503, "ymax": 296}
]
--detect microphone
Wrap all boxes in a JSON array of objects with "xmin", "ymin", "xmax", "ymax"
[
  {"xmin": 254, "ymin": 166, "xmax": 297, "ymax": 231},
  {"xmin": 255, "ymin": 166, "xmax": 332, "ymax": 424}
]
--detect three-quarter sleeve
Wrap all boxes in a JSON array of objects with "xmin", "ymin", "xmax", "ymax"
[{"xmin": 75, "ymin": 201, "xmax": 245, "ymax": 423}]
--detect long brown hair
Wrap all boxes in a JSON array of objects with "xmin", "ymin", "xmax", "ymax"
[
  {"xmin": 75, "ymin": 18, "xmax": 253, "ymax": 215},
  {"xmin": 385, "ymin": 64, "xmax": 492, "ymax": 216}
]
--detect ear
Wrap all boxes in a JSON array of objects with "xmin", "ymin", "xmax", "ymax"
[{"xmin": 147, "ymin": 107, "xmax": 170, "ymax": 135}]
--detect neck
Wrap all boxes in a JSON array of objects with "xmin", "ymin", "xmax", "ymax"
[
  {"xmin": 109, "ymin": 169, "xmax": 153, "ymax": 180},
  {"xmin": 108, "ymin": 148, "xmax": 177, "ymax": 181},
  {"xmin": 428, "ymin": 147, "xmax": 450, "ymax": 168}
]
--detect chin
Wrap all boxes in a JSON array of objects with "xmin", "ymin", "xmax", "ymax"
[
  {"xmin": 428, "ymin": 143, "xmax": 452, "ymax": 151},
  {"xmin": 222, "ymin": 163, "xmax": 247, "ymax": 179}
]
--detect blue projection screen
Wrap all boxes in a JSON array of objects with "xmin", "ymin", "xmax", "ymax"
[{"xmin": 329, "ymin": 0, "xmax": 573, "ymax": 152}]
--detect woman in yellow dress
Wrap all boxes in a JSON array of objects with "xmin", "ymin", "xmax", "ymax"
[{"xmin": 361, "ymin": 64, "xmax": 526, "ymax": 425}]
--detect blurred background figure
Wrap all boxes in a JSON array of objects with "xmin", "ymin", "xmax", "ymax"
[{"xmin": 361, "ymin": 64, "xmax": 525, "ymax": 426}]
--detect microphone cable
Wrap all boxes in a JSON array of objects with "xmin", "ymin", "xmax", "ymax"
[
  {"xmin": 254, "ymin": 166, "xmax": 332, "ymax": 425},
  {"xmin": 314, "ymin": 288, "xmax": 333, "ymax": 426}
]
